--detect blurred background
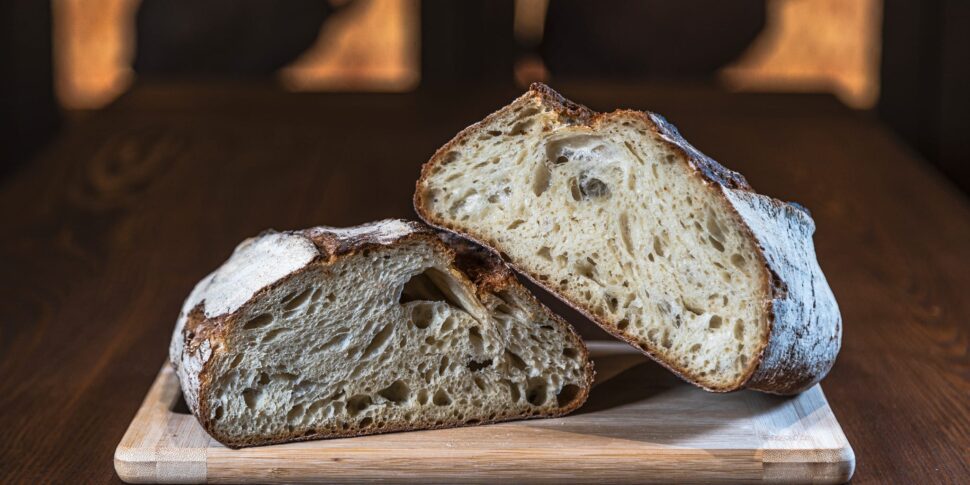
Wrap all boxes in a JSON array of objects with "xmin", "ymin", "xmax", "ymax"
[{"xmin": 2, "ymin": 0, "xmax": 968, "ymax": 191}]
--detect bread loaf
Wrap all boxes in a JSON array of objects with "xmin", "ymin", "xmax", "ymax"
[
  {"xmin": 414, "ymin": 83, "xmax": 841, "ymax": 394},
  {"xmin": 169, "ymin": 219, "xmax": 593, "ymax": 448}
]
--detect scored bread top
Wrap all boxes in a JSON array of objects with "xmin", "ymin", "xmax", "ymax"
[
  {"xmin": 169, "ymin": 220, "xmax": 433, "ymax": 418},
  {"xmin": 414, "ymin": 83, "xmax": 841, "ymax": 395}
]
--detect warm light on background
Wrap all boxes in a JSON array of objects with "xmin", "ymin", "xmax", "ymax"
[
  {"xmin": 52, "ymin": 0, "xmax": 140, "ymax": 110},
  {"xmin": 53, "ymin": 0, "xmax": 883, "ymax": 110},
  {"xmin": 721, "ymin": 0, "xmax": 883, "ymax": 108},
  {"xmin": 279, "ymin": 0, "xmax": 420, "ymax": 93}
]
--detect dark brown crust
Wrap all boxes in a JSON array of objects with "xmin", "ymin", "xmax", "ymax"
[
  {"xmin": 413, "ymin": 83, "xmax": 834, "ymax": 395},
  {"xmin": 436, "ymin": 231, "xmax": 513, "ymax": 290},
  {"xmin": 644, "ymin": 112, "xmax": 752, "ymax": 191},
  {"xmin": 528, "ymin": 82, "xmax": 596, "ymax": 125},
  {"xmin": 179, "ymin": 219, "xmax": 593, "ymax": 448}
]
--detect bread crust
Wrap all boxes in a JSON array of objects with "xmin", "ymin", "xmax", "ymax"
[
  {"xmin": 414, "ymin": 83, "xmax": 841, "ymax": 395},
  {"xmin": 169, "ymin": 219, "xmax": 593, "ymax": 448}
]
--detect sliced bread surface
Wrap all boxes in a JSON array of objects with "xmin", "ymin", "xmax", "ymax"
[
  {"xmin": 414, "ymin": 83, "xmax": 841, "ymax": 394},
  {"xmin": 169, "ymin": 219, "xmax": 593, "ymax": 448}
]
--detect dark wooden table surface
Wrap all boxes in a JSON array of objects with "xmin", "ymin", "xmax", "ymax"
[{"xmin": 1, "ymin": 82, "xmax": 968, "ymax": 484}]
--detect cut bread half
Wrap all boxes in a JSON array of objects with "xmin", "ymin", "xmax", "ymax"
[
  {"xmin": 414, "ymin": 83, "xmax": 841, "ymax": 395},
  {"xmin": 169, "ymin": 219, "xmax": 593, "ymax": 448}
]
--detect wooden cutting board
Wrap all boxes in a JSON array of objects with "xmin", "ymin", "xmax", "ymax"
[{"xmin": 115, "ymin": 341, "xmax": 854, "ymax": 484}]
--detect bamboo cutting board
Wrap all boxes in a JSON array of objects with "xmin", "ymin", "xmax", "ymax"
[{"xmin": 115, "ymin": 342, "xmax": 854, "ymax": 484}]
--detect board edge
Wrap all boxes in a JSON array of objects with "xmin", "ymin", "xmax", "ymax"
[{"xmin": 115, "ymin": 364, "xmax": 208, "ymax": 484}]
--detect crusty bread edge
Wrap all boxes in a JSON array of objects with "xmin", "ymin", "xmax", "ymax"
[
  {"xmin": 413, "ymin": 83, "xmax": 841, "ymax": 395},
  {"xmin": 170, "ymin": 219, "xmax": 594, "ymax": 448}
]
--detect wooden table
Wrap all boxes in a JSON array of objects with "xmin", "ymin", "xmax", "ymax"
[{"xmin": 1, "ymin": 82, "xmax": 967, "ymax": 483}]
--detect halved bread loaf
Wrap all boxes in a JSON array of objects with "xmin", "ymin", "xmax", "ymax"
[
  {"xmin": 169, "ymin": 219, "xmax": 593, "ymax": 448},
  {"xmin": 414, "ymin": 83, "xmax": 841, "ymax": 395}
]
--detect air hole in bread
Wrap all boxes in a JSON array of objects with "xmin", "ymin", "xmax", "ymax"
[
  {"xmin": 507, "ymin": 219, "xmax": 526, "ymax": 230},
  {"xmin": 706, "ymin": 209, "xmax": 726, "ymax": 240},
  {"xmin": 734, "ymin": 319, "xmax": 745, "ymax": 340},
  {"xmin": 440, "ymin": 151, "xmax": 460, "ymax": 166},
  {"xmin": 652, "ymin": 236, "xmax": 665, "ymax": 258},
  {"xmin": 536, "ymin": 246, "xmax": 552, "ymax": 261},
  {"xmin": 286, "ymin": 404, "xmax": 304, "ymax": 424},
  {"xmin": 579, "ymin": 173, "xmax": 610, "ymax": 200},
  {"xmin": 473, "ymin": 376, "xmax": 486, "ymax": 391},
  {"xmin": 607, "ymin": 295, "xmax": 619, "ymax": 313},
  {"xmin": 315, "ymin": 332, "xmax": 351, "ymax": 353},
  {"xmin": 709, "ymin": 315, "xmax": 723, "ymax": 329},
  {"xmin": 562, "ymin": 347, "xmax": 579, "ymax": 359},
  {"xmin": 433, "ymin": 388, "xmax": 452, "ymax": 406},
  {"xmin": 440, "ymin": 316, "xmax": 456, "ymax": 333},
  {"xmin": 731, "ymin": 253, "xmax": 746, "ymax": 270},
  {"xmin": 243, "ymin": 313, "xmax": 273, "ymax": 330},
  {"xmin": 399, "ymin": 267, "xmax": 466, "ymax": 312},
  {"xmin": 568, "ymin": 177, "xmax": 582, "ymax": 201},
  {"xmin": 515, "ymin": 107, "xmax": 539, "ymax": 120},
  {"xmin": 283, "ymin": 289, "xmax": 313, "ymax": 311},
  {"xmin": 467, "ymin": 358, "xmax": 492, "ymax": 372},
  {"xmin": 505, "ymin": 350, "xmax": 527, "ymax": 372},
  {"xmin": 262, "ymin": 328, "xmax": 286, "ymax": 343},
  {"xmin": 242, "ymin": 388, "xmax": 258, "ymax": 409},
  {"xmin": 362, "ymin": 323, "xmax": 393, "ymax": 359},
  {"xmin": 575, "ymin": 261, "xmax": 596, "ymax": 281},
  {"xmin": 468, "ymin": 326, "xmax": 484, "ymax": 352},
  {"xmin": 509, "ymin": 119, "xmax": 535, "ymax": 136},
  {"xmin": 438, "ymin": 356, "xmax": 450, "ymax": 375},
  {"xmin": 346, "ymin": 394, "xmax": 372, "ymax": 416},
  {"xmin": 306, "ymin": 399, "xmax": 329, "ymax": 416},
  {"xmin": 409, "ymin": 304, "xmax": 436, "ymax": 330},
  {"xmin": 618, "ymin": 213, "xmax": 634, "ymax": 256},
  {"xmin": 525, "ymin": 377, "xmax": 548, "ymax": 406},
  {"xmin": 378, "ymin": 380, "xmax": 411, "ymax": 404},
  {"xmin": 661, "ymin": 330, "xmax": 673, "ymax": 349},
  {"xmin": 708, "ymin": 236, "xmax": 725, "ymax": 252},
  {"xmin": 532, "ymin": 163, "xmax": 552, "ymax": 196},
  {"xmin": 682, "ymin": 298, "xmax": 704, "ymax": 316}
]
